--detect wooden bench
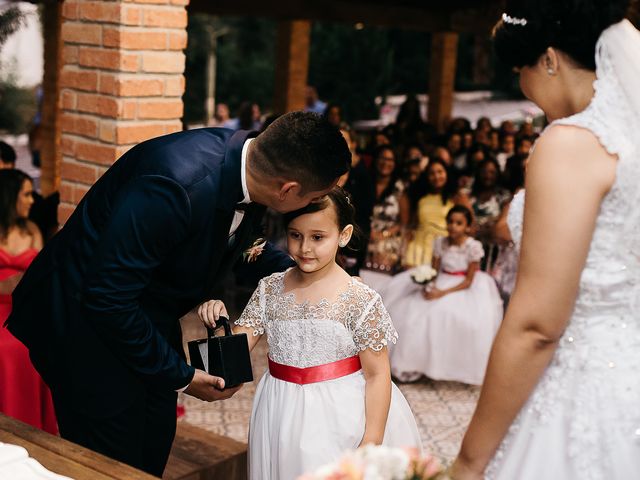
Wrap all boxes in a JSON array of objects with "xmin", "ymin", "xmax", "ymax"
[
  {"xmin": 0, "ymin": 413, "xmax": 156, "ymax": 480},
  {"xmin": 163, "ymin": 422, "xmax": 247, "ymax": 480}
]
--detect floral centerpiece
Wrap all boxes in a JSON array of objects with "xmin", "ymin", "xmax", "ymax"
[
  {"xmin": 298, "ymin": 445, "xmax": 443, "ymax": 480},
  {"xmin": 410, "ymin": 265, "xmax": 438, "ymax": 285}
]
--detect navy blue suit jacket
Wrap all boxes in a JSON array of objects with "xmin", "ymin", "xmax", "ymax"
[{"xmin": 6, "ymin": 128, "xmax": 293, "ymax": 416}]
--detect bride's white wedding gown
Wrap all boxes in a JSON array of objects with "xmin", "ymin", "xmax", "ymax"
[{"xmin": 486, "ymin": 21, "xmax": 640, "ymax": 480}]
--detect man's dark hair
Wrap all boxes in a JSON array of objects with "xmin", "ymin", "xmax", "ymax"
[
  {"xmin": 251, "ymin": 111, "xmax": 351, "ymax": 193},
  {"xmin": 0, "ymin": 141, "xmax": 17, "ymax": 166}
]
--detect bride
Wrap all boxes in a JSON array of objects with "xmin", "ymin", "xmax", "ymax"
[{"xmin": 451, "ymin": 1, "xmax": 640, "ymax": 479}]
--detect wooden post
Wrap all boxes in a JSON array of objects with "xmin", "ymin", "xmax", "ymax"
[
  {"xmin": 40, "ymin": 0, "xmax": 63, "ymax": 197},
  {"xmin": 428, "ymin": 32, "xmax": 458, "ymax": 133},
  {"xmin": 273, "ymin": 20, "xmax": 311, "ymax": 114}
]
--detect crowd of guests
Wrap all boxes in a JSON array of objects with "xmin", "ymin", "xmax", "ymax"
[{"xmin": 251, "ymin": 95, "xmax": 541, "ymax": 386}]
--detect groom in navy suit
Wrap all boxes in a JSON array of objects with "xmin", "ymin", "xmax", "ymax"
[{"xmin": 5, "ymin": 112, "xmax": 350, "ymax": 476}]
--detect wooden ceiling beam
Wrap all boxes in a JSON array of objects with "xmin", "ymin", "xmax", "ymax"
[{"xmin": 188, "ymin": 0, "xmax": 504, "ymax": 33}]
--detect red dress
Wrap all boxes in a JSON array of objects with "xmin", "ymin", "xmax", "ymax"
[{"xmin": 0, "ymin": 247, "xmax": 57, "ymax": 434}]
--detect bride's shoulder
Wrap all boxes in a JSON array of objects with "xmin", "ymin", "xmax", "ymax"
[
  {"xmin": 530, "ymin": 124, "xmax": 617, "ymax": 190},
  {"xmin": 538, "ymin": 124, "xmax": 617, "ymax": 162}
]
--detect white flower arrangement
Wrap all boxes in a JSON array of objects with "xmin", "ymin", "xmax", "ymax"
[
  {"xmin": 298, "ymin": 445, "xmax": 442, "ymax": 480},
  {"xmin": 410, "ymin": 265, "xmax": 438, "ymax": 285}
]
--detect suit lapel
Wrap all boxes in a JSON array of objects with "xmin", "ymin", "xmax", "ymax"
[{"xmin": 203, "ymin": 130, "xmax": 259, "ymax": 296}]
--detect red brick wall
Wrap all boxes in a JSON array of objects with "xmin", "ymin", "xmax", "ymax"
[{"xmin": 59, "ymin": 0, "xmax": 189, "ymax": 223}]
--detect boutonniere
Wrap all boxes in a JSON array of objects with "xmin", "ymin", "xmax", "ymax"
[{"xmin": 243, "ymin": 237, "xmax": 267, "ymax": 263}]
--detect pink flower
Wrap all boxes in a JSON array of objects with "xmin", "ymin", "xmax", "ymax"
[{"xmin": 243, "ymin": 238, "xmax": 266, "ymax": 263}]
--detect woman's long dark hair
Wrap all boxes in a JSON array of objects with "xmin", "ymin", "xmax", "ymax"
[
  {"xmin": 0, "ymin": 169, "xmax": 32, "ymax": 241},
  {"xmin": 371, "ymin": 145, "xmax": 401, "ymax": 202},
  {"xmin": 471, "ymin": 158, "xmax": 502, "ymax": 197},
  {"xmin": 408, "ymin": 158, "xmax": 457, "ymax": 211}
]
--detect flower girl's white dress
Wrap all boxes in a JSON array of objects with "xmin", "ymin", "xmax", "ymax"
[
  {"xmin": 382, "ymin": 237, "xmax": 503, "ymax": 385},
  {"xmin": 236, "ymin": 270, "xmax": 422, "ymax": 480}
]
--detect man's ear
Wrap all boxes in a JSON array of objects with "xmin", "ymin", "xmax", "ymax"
[{"xmin": 278, "ymin": 181, "xmax": 301, "ymax": 201}]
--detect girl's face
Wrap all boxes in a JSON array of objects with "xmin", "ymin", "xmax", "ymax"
[
  {"xmin": 16, "ymin": 179, "xmax": 34, "ymax": 219},
  {"xmin": 286, "ymin": 205, "xmax": 352, "ymax": 275},
  {"xmin": 447, "ymin": 212, "xmax": 469, "ymax": 241},
  {"xmin": 427, "ymin": 163, "xmax": 447, "ymax": 191},
  {"xmin": 376, "ymin": 150, "xmax": 396, "ymax": 177}
]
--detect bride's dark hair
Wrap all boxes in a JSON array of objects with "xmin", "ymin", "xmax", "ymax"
[{"xmin": 493, "ymin": 0, "xmax": 631, "ymax": 70}]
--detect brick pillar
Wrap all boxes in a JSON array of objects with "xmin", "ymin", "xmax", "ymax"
[
  {"xmin": 59, "ymin": 0, "xmax": 188, "ymax": 223},
  {"xmin": 273, "ymin": 20, "xmax": 310, "ymax": 114},
  {"xmin": 428, "ymin": 32, "xmax": 458, "ymax": 133},
  {"xmin": 40, "ymin": 0, "xmax": 63, "ymax": 197}
]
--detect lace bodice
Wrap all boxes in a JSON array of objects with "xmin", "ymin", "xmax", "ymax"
[
  {"xmin": 235, "ymin": 271, "xmax": 398, "ymax": 368},
  {"xmin": 433, "ymin": 237, "xmax": 484, "ymax": 273},
  {"xmin": 489, "ymin": 27, "xmax": 640, "ymax": 480}
]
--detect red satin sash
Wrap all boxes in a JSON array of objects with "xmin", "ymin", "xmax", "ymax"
[
  {"xmin": 442, "ymin": 270, "xmax": 467, "ymax": 276},
  {"xmin": 268, "ymin": 355, "xmax": 362, "ymax": 385}
]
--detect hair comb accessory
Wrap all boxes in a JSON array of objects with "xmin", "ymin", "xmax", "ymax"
[{"xmin": 502, "ymin": 13, "xmax": 528, "ymax": 26}]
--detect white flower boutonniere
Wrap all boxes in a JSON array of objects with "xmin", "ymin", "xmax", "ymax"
[{"xmin": 243, "ymin": 238, "xmax": 267, "ymax": 263}]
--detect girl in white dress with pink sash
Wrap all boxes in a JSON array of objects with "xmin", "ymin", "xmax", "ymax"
[
  {"xmin": 199, "ymin": 187, "xmax": 421, "ymax": 480},
  {"xmin": 382, "ymin": 205, "xmax": 503, "ymax": 385}
]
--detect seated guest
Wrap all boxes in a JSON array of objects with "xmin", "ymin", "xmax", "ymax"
[
  {"xmin": 365, "ymin": 145, "xmax": 409, "ymax": 275},
  {"xmin": 404, "ymin": 158, "xmax": 469, "ymax": 268},
  {"xmin": 338, "ymin": 127, "xmax": 374, "ymax": 275},
  {"xmin": 0, "ymin": 169, "xmax": 57, "ymax": 434},
  {"xmin": 469, "ymin": 158, "xmax": 512, "ymax": 271},
  {"xmin": 0, "ymin": 141, "xmax": 17, "ymax": 169},
  {"xmin": 382, "ymin": 205, "xmax": 503, "ymax": 385}
]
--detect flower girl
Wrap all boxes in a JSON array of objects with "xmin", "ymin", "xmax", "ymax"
[
  {"xmin": 382, "ymin": 205, "xmax": 503, "ymax": 385},
  {"xmin": 199, "ymin": 187, "xmax": 421, "ymax": 480}
]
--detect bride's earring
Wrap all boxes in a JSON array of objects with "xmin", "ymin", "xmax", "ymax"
[
  {"xmin": 339, "ymin": 240, "xmax": 347, "ymax": 248},
  {"xmin": 547, "ymin": 68, "xmax": 555, "ymax": 75}
]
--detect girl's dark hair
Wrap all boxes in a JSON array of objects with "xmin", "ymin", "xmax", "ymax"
[
  {"xmin": 471, "ymin": 158, "xmax": 502, "ymax": 197},
  {"xmin": 493, "ymin": 0, "xmax": 630, "ymax": 70},
  {"xmin": 409, "ymin": 158, "xmax": 457, "ymax": 210},
  {"xmin": 283, "ymin": 186, "xmax": 363, "ymax": 251},
  {"xmin": 0, "ymin": 169, "xmax": 32, "ymax": 241},
  {"xmin": 446, "ymin": 204, "xmax": 473, "ymax": 226}
]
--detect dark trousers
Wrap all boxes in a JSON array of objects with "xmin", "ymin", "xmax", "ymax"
[{"xmin": 52, "ymin": 387, "xmax": 177, "ymax": 477}]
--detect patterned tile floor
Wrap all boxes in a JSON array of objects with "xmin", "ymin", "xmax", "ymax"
[{"xmin": 179, "ymin": 311, "xmax": 480, "ymax": 465}]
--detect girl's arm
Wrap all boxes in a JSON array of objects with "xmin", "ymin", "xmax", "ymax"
[
  {"xmin": 359, "ymin": 346, "xmax": 392, "ymax": 446},
  {"xmin": 198, "ymin": 301, "xmax": 263, "ymax": 351},
  {"xmin": 399, "ymin": 192, "xmax": 411, "ymax": 228},
  {"xmin": 451, "ymin": 126, "xmax": 616, "ymax": 479},
  {"xmin": 424, "ymin": 262, "xmax": 479, "ymax": 300}
]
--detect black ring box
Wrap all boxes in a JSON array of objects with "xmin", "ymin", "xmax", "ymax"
[{"xmin": 187, "ymin": 316, "xmax": 253, "ymax": 388}]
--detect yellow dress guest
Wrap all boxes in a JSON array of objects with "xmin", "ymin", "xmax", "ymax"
[{"xmin": 404, "ymin": 193, "xmax": 453, "ymax": 267}]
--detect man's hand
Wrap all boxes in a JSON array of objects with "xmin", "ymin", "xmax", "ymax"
[
  {"xmin": 197, "ymin": 299, "xmax": 229, "ymax": 329},
  {"xmin": 184, "ymin": 369, "xmax": 242, "ymax": 402}
]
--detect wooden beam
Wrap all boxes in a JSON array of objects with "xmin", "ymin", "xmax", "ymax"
[
  {"xmin": 428, "ymin": 32, "xmax": 458, "ymax": 133},
  {"xmin": 39, "ymin": 0, "xmax": 63, "ymax": 197},
  {"xmin": 272, "ymin": 20, "xmax": 311, "ymax": 114},
  {"xmin": 188, "ymin": 0, "xmax": 451, "ymax": 31}
]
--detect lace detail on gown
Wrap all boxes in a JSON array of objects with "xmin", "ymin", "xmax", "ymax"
[
  {"xmin": 486, "ymin": 33, "xmax": 640, "ymax": 480},
  {"xmin": 236, "ymin": 271, "xmax": 398, "ymax": 368}
]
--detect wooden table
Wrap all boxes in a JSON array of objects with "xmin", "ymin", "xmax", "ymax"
[{"xmin": 0, "ymin": 413, "xmax": 158, "ymax": 479}]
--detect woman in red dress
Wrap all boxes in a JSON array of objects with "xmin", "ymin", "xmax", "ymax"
[{"xmin": 0, "ymin": 169, "xmax": 57, "ymax": 434}]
